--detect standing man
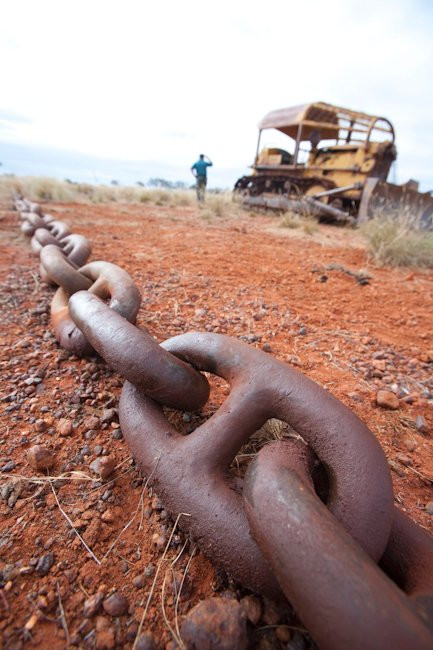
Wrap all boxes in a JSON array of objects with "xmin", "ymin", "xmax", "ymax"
[{"xmin": 191, "ymin": 154, "xmax": 213, "ymax": 202}]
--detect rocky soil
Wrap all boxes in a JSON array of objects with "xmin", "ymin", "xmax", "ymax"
[{"xmin": 0, "ymin": 200, "xmax": 432, "ymax": 649}]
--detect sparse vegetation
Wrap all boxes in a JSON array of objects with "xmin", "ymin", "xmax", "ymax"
[
  {"xmin": 0, "ymin": 175, "xmax": 197, "ymax": 206},
  {"xmin": 0, "ymin": 175, "xmax": 244, "ymax": 217},
  {"xmin": 302, "ymin": 215, "xmax": 319, "ymax": 235},
  {"xmin": 360, "ymin": 213, "xmax": 433, "ymax": 268},
  {"xmin": 279, "ymin": 210, "xmax": 302, "ymax": 228},
  {"xmin": 279, "ymin": 209, "xmax": 319, "ymax": 235}
]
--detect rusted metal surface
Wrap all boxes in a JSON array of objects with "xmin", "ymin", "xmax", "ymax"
[
  {"xmin": 40, "ymin": 245, "xmax": 92, "ymax": 293},
  {"xmin": 39, "ymin": 235, "xmax": 92, "ymax": 284},
  {"xmin": 69, "ymin": 293, "xmax": 210, "ymax": 412},
  {"xmin": 112, "ymin": 331, "xmax": 394, "ymax": 595},
  {"xmin": 59, "ymin": 234, "xmax": 92, "ymax": 266},
  {"xmin": 50, "ymin": 261, "xmax": 141, "ymax": 357},
  {"xmin": 51, "ymin": 287, "xmax": 94, "ymax": 357},
  {"xmin": 46, "ymin": 219, "xmax": 71, "ymax": 240},
  {"xmin": 243, "ymin": 441, "xmax": 433, "ymax": 650},
  {"xmin": 20, "ymin": 213, "xmax": 49, "ymax": 236},
  {"xmin": 381, "ymin": 509, "xmax": 433, "ymax": 630},
  {"xmin": 31, "ymin": 228, "xmax": 63, "ymax": 255},
  {"xmin": 359, "ymin": 179, "xmax": 433, "ymax": 230}
]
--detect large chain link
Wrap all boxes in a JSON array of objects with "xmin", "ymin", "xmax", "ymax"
[{"xmin": 13, "ymin": 195, "xmax": 433, "ymax": 648}]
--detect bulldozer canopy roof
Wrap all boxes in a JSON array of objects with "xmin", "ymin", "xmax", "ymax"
[{"xmin": 258, "ymin": 102, "xmax": 394, "ymax": 142}]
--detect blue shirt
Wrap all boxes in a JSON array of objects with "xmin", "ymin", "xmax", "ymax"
[{"xmin": 192, "ymin": 159, "xmax": 212, "ymax": 177}]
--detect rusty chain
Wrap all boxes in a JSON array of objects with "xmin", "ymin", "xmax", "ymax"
[{"xmin": 12, "ymin": 195, "xmax": 433, "ymax": 648}]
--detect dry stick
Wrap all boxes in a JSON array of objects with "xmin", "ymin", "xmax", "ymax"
[
  {"xmin": 170, "ymin": 539, "xmax": 188, "ymax": 569},
  {"xmin": 0, "ymin": 470, "xmax": 97, "ymax": 485},
  {"xmin": 133, "ymin": 512, "xmax": 191, "ymax": 650},
  {"xmin": 405, "ymin": 464, "xmax": 433, "ymax": 483},
  {"xmin": 50, "ymin": 481, "xmax": 101, "ymax": 565},
  {"xmin": 56, "ymin": 579, "xmax": 70, "ymax": 646},
  {"xmin": 30, "ymin": 270, "xmax": 40, "ymax": 292},
  {"xmin": 161, "ymin": 571, "xmax": 183, "ymax": 648},
  {"xmin": 174, "ymin": 545, "xmax": 196, "ymax": 643},
  {"xmin": 101, "ymin": 485, "xmax": 146, "ymax": 561},
  {"xmin": 102, "ymin": 454, "xmax": 161, "ymax": 560},
  {"xmin": 0, "ymin": 589, "xmax": 9, "ymax": 611}
]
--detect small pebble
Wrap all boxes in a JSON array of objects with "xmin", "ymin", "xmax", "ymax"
[
  {"xmin": 1, "ymin": 461, "xmax": 16, "ymax": 473},
  {"xmin": 132, "ymin": 574, "xmax": 145, "ymax": 588},
  {"xmin": 403, "ymin": 438, "xmax": 416, "ymax": 452},
  {"xmin": 135, "ymin": 632, "xmax": 157, "ymax": 650},
  {"xmin": 83, "ymin": 592, "xmax": 104, "ymax": 617},
  {"xmin": 396, "ymin": 453, "xmax": 412, "ymax": 467},
  {"xmin": 240, "ymin": 594, "xmax": 262, "ymax": 625},
  {"xmin": 36, "ymin": 553, "xmax": 54, "ymax": 576},
  {"xmin": 82, "ymin": 415, "xmax": 100, "ymax": 431},
  {"xmin": 144, "ymin": 564, "xmax": 156, "ymax": 578},
  {"xmin": 181, "ymin": 597, "xmax": 248, "ymax": 650},
  {"xmin": 425, "ymin": 501, "xmax": 433, "ymax": 515},
  {"xmin": 101, "ymin": 408, "xmax": 117, "ymax": 423},
  {"xmin": 101, "ymin": 509, "xmax": 114, "ymax": 523},
  {"xmin": 27, "ymin": 445, "xmax": 54, "ymax": 471},
  {"xmin": 103, "ymin": 592, "xmax": 128, "ymax": 617},
  {"xmin": 415, "ymin": 415, "xmax": 429, "ymax": 435},
  {"xmin": 376, "ymin": 390, "xmax": 399, "ymax": 410},
  {"xmin": 90, "ymin": 455, "xmax": 116, "ymax": 479},
  {"xmin": 57, "ymin": 418, "xmax": 73, "ymax": 437}
]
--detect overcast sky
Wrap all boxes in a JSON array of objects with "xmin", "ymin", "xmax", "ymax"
[{"xmin": 1, "ymin": 0, "xmax": 432, "ymax": 188}]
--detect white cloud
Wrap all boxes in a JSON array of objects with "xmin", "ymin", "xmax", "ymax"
[{"xmin": 1, "ymin": 0, "xmax": 432, "ymax": 187}]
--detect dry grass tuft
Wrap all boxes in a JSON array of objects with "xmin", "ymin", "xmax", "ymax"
[
  {"xmin": 279, "ymin": 211, "xmax": 302, "ymax": 229},
  {"xmin": 360, "ymin": 213, "xmax": 433, "ymax": 268},
  {"xmin": 279, "ymin": 209, "xmax": 319, "ymax": 234}
]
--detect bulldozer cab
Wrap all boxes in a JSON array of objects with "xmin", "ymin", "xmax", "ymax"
[{"xmin": 254, "ymin": 103, "xmax": 397, "ymax": 188}]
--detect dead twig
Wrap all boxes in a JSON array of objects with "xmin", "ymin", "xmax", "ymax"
[
  {"xmin": 50, "ymin": 481, "xmax": 101, "ymax": 565},
  {"xmin": 161, "ymin": 570, "xmax": 184, "ymax": 648},
  {"xmin": 56, "ymin": 579, "xmax": 70, "ymax": 646},
  {"xmin": 133, "ymin": 512, "xmax": 191, "ymax": 650},
  {"xmin": 174, "ymin": 545, "xmax": 196, "ymax": 643}
]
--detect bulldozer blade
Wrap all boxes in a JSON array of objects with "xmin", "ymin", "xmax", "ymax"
[{"xmin": 359, "ymin": 178, "xmax": 433, "ymax": 230}]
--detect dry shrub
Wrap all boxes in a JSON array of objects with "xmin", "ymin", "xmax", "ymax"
[
  {"xmin": 205, "ymin": 192, "xmax": 240, "ymax": 218},
  {"xmin": 0, "ymin": 176, "xmax": 76, "ymax": 201},
  {"xmin": 360, "ymin": 214, "xmax": 433, "ymax": 268},
  {"xmin": 279, "ymin": 211, "xmax": 301, "ymax": 229},
  {"xmin": 302, "ymin": 215, "xmax": 319, "ymax": 235}
]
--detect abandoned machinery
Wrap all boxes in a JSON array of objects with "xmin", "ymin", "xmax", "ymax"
[{"xmin": 234, "ymin": 101, "xmax": 433, "ymax": 228}]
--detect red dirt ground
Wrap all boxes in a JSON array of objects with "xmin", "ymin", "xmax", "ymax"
[{"xmin": 0, "ymin": 200, "xmax": 432, "ymax": 649}]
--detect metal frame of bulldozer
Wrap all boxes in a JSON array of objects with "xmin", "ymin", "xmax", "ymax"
[
  {"xmin": 254, "ymin": 102, "xmax": 395, "ymax": 170},
  {"xmin": 237, "ymin": 102, "xmax": 398, "ymax": 223}
]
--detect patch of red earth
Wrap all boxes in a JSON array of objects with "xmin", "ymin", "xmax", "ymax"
[{"xmin": 0, "ymin": 201, "xmax": 432, "ymax": 649}]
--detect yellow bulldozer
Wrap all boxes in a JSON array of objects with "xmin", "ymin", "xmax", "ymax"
[{"xmin": 234, "ymin": 102, "xmax": 433, "ymax": 227}]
